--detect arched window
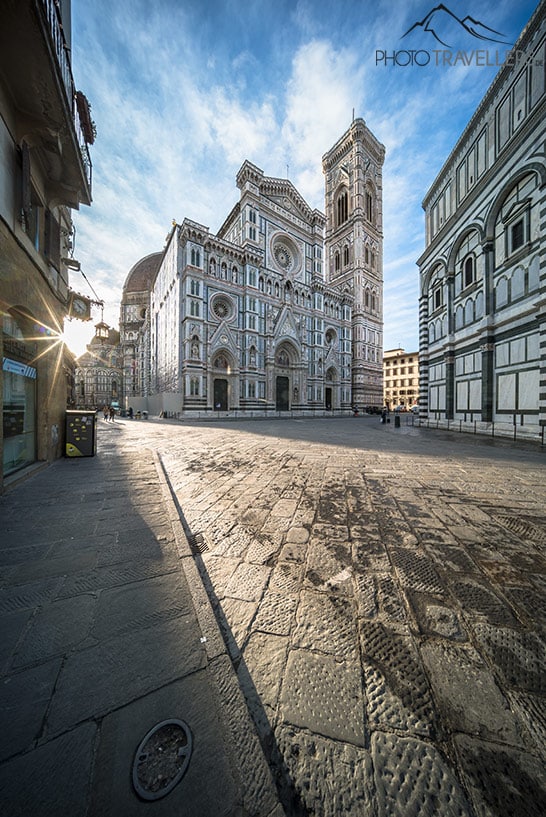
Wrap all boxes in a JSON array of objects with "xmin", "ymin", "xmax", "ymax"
[
  {"xmin": 259, "ymin": 276, "xmax": 265, "ymax": 292},
  {"xmin": 463, "ymin": 256, "xmax": 474, "ymax": 288},
  {"xmin": 366, "ymin": 191, "xmax": 373, "ymax": 222},
  {"xmin": 343, "ymin": 246, "xmax": 349, "ymax": 266},
  {"xmin": 213, "ymin": 354, "xmax": 229, "ymax": 369},
  {"xmin": 336, "ymin": 190, "xmax": 348, "ymax": 226},
  {"xmin": 365, "ymin": 247, "xmax": 369, "ymax": 265},
  {"xmin": 275, "ymin": 282, "xmax": 280, "ymax": 297},
  {"xmin": 335, "ymin": 252, "xmax": 340, "ymax": 272}
]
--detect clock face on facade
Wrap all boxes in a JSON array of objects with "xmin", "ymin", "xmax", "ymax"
[{"xmin": 71, "ymin": 296, "xmax": 89, "ymax": 318}]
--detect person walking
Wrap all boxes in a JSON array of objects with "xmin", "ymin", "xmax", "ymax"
[{"xmin": 109, "ymin": 406, "xmax": 115, "ymax": 422}]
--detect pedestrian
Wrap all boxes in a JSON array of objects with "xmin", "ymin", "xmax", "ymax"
[
  {"xmin": 109, "ymin": 406, "xmax": 115, "ymax": 422},
  {"xmin": 128, "ymin": 407, "xmax": 133, "ymax": 419},
  {"xmin": 103, "ymin": 405, "xmax": 108, "ymax": 421},
  {"xmin": 381, "ymin": 407, "xmax": 387, "ymax": 424}
]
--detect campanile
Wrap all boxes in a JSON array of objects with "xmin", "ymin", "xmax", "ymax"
[{"xmin": 322, "ymin": 118, "xmax": 385, "ymax": 407}]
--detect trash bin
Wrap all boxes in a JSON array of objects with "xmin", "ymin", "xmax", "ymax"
[
  {"xmin": 394, "ymin": 414, "xmax": 400, "ymax": 428},
  {"xmin": 65, "ymin": 410, "xmax": 97, "ymax": 457}
]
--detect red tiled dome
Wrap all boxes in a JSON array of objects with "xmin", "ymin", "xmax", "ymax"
[{"xmin": 122, "ymin": 253, "xmax": 162, "ymax": 294}]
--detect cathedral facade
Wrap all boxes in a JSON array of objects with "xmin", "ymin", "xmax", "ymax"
[{"xmin": 128, "ymin": 119, "xmax": 384, "ymax": 416}]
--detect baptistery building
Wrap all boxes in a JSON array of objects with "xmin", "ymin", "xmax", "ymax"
[
  {"xmin": 133, "ymin": 119, "xmax": 385, "ymax": 416},
  {"xmin": 417, "ymin": 3, "xmax": 545, "ymax": 431}
]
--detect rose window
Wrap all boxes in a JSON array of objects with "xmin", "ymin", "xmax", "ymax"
[
  {"xmin": 273, "ymin": 243, "xmax": 293, "ymax": 271},
  {"xmin": 212, "ymin": 297, "xmax": 233, "ymax": 320}
]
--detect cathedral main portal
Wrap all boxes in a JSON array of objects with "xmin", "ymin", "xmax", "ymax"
[
  {"xmin": 214, "ymin": 378, "xmax": 228, "ymax": 411},
  {"xmin": 276, "ymin": 376, "xmax": 289, "ymax": 411}
]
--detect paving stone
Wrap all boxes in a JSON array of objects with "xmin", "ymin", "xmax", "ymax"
[
  {"xmin": 293, "ymin": 590, "xmax": 358, "ymax": 660},
  {"xmin": 425, "ymin": 545, "xmax": 480, "ymax": 574},
  {"xmin": 361, "ymin": 622, "xmax": 437, "ymax": 737},
  {"xmin": 0, "ymin": 659, "xmax": 61, "ymax": 761},
  {"xmin": 89, "ymin": 572, "xmax": 194, "ymax": 642},
  {"xmin": 351, "ymin": 529, "xmax": 391, "ymax": 571},
  {"xmin": 13, "ymin": 594, "xmax": 96, "ymax": 667},
  {"xmin": 268, "ymin": 561, "xmax": 304, "ymax": 594},
  {"xmin": 238, "ymin": 632, "xmax": 288, "ymax": 737},
  {"xmin": 506, "ymin": 585, "xmax": 546, "ymax": 628},
  {"xmin": 507, "ymin": 691, "xmax": 546, "ymax": 759},
  {"xmin": 0, "ymin": 723, "xmax": 96, "ymax": 817},
  {"xmin": 471, "ymin": 622, "xmax": 546, "ymax": 693},
  {"xmin": 223, "ymin": 562, "xmax": 271, "ymax": 602},
  {"xmin": 421, "ymin": 640, "xmax": 524, "ymax": 745},
  {"xmin": 215, "ymin": 596, "xmax": 257, "ymax": 659},
  {"xmin": 372, "ymin": 731, "xmax": 472, "ymax": 817},
  {"xmin": 280, "ymin": 648, "xmax": 365, "ymax": 746},
  {"xmin": 209, "ymin": 653, "xmax": 280, "ymax": 817},
  {"xmin": 376, "ymin": 574, "xmax": 407, "ymax": 622},
  {"xmin": 58, "ymin": 559, "xmax": 178, "ymax": 597},
  {"xmin": 305, "ymin": 540, "xmax": 352, "ymax": 594},
  {"xmin": 0, "ymin": 577, "xmax": 63, "ymax": 613},
  {"xmin": 455, "ymin": 733, "xmax": 546, "ymax": 817},
  {"xmin": 246, "ymin": 532, "xmax": 281, "ymax": 565},
  {"xmin": 275, "ymin": 725, "xmax": 373, "ymax": 817},
  {"xmin": 46, "ymin": 618, "xmax": 205, "ymax": 736},
  {"xmin": 199, "ymin": 554, "xmax": 240, "ymax": 595},
  {"xmin": 450, "ymin": 577, "xmax": 519, "ymax": 627},
  {"xmin": 406, "ymin": 591, "xmax": 465, "ymax": 639},
  {"xmin": 252, "ymin": 591, "xmax": 298, "ymax": 636},
  {"xmin": 0, "ymin": 609, "xmax": 31, "ymax": 667},
  {"xmin": 89, "ymin": 673, "xmax": 239, "ymax": 817},
  {"xmin": 390, "ymin": 547, "xmax": 444, "ymax": 595}
]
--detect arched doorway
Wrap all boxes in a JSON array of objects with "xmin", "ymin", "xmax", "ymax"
[
  {"xmin": 274, "ymin": 343, "xmax": 298, "ymax": 411},
  {"xmin": 212, "ymin": 352, "xmax": 232, "ymax": 411},
  {"xmin": 214, "ymin": 379, "xmax": 228, "ymax": 411},
  {"xmin": 276, "ymin": 376, "xmax": 289, "ymax": 411},
  {"xmin": 325, "ymin": 366, "xmax": 336, "ymax": 410}
]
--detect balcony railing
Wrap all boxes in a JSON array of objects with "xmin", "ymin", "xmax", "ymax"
[{"xmin": 39, "ymin": 0, "xmax": 93, "ymax": 192}]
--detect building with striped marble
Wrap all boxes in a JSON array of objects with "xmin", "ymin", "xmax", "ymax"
[
  {"xmin": 145, "ymin": 119, "xmax": 385, "ymax": 415},
  {"xmin": 417, "ymin": 3, "xmax": 546, "ymax": 430}
]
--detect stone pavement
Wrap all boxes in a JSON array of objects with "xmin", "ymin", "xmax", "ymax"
[
  {"xmin": 0, "ymin": 418, "xmax": 282, "ymax": 817},
  {"xmin": 111, "ymin": 414, "xmax": 546, "ymax": 817}
]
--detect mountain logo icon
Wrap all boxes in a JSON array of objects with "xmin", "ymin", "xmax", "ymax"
[{"xmin": 402, "ymin": 4, "xmax": 511, "ymax": 48}]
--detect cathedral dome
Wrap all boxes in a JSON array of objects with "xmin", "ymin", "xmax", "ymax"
[{"xmin": 122, "ymin": 253, "xmax": 162, "ymax": 295}]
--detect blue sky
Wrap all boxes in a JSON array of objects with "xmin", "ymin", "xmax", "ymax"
[{"xmin": 64, "ymin": 0, "xmax": 540, "ymax": 357}]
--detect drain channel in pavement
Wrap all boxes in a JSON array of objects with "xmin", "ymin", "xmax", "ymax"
[{"xmin": 132, "ymin": 719, "xmax": 193, "ymax": 801}]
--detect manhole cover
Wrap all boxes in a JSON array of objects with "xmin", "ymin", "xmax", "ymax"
[{"xmin": 132, "ymin": 719, "xmax": 192, "ymax": 801}]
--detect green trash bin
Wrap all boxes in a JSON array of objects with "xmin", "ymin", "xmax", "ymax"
[
  {"xmin": 65, "ymin": 410, "xmax": 97, "ymax": 457},
  {"xmin": 394, "ymin": 414, "xmax": 401, "ymax": 428}
]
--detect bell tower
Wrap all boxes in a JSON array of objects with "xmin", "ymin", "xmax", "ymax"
[{"xmin": 322, "ymin": 118, "xmax": 385, "ymax": 408}]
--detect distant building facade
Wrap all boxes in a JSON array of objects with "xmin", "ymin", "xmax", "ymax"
[
  {"xmin": 1, "ymin": 0, "xmax": 94, "ymax": 488},
  {"xmin": 75, "ymin": 327, "xmax": 122, "ymax": 410},
  {"xmin": 119, "ymin": 253, "xmax": 162, "ymax": 408},
  {"xmin": 142, "ymin": 119, "xmax": 385, "ymax": 415},
  {"xmin": 417, "ymin": 4, "xmax": 545, "ymax": 429},
  {"xmin": 383, "ymin": 348, "xmax": 419, "ymax": 410}
]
